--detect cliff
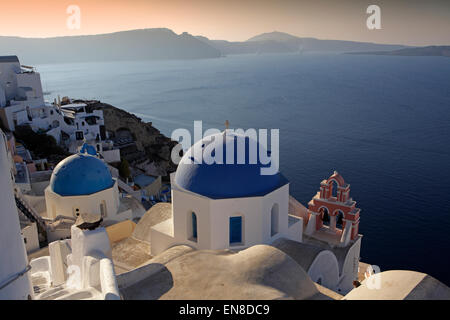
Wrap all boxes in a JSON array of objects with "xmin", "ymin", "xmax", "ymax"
[{"xmin": 78, "ymin": 100, "xmax": 178, "ymax": 177}]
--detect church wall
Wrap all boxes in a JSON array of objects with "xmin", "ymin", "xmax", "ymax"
[
  {"xmin": 261, "ymin": 184, "xmax": 291, "ymax": 243},
  {"xmin": 44, "ymin": 181, "xmax": 119, "ymax": 220},
  {"xmin": 209, "ymin": 196, "xmax": 263, "ymax": 250},
  {"xmin": 172, "ymin": 188, "xmax": 212, "ymax": 250},
  {"xmin": 307, "ymin": 250, "xmax": 340, "ymax": 290},
  {"xmin": 170, "ymin": 183, "xmax": 300, "ymax": 252}
]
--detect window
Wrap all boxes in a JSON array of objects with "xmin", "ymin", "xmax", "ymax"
[
  {"xmin": 100, "ymin": 201, "xmax": 107, "ymax": 218},
  {"xmin": 271, "ymin": 204, "xmax": 279, "ymax": 237},
  {"xmin": 188, "ymin": 212, "xmax": 198, "ymax": 242},
  {"xmin": 330, "ymin": 180, "xmax": 338, "ymax": 199},
  {"xmin": 192, "ymin": 212, "xmax": 197, "ymax": 240},
  {"xmin": 321, "ymin": 208, "xmax": 330, "ymax": 226},
  {"xmin": 75, "ymin": 131, "xmax": 84, "ymax": 140},
  {"xmin": 229, "ymin": 216, "xmax": 243, "ymax": 245},
  {"xmin": 336, "ymin": 211, "xmax": 344, "ymax": 229}
]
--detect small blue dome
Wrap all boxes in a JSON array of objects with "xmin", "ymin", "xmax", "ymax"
[
  {"xmin": 175, "ymin": 131, "xmax": 284, "ymax": 199},
  {"xmin": 80, "ymin": 143, "xmax": 97, "ymax": 156},
  {"xmin": 50, "ymin": 154, "xmax": 114, "ymax": 196}
]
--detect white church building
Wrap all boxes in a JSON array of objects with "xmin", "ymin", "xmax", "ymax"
[
  {"xmin": 43, "ymin": 144, "xmax": 145, "ymax": 241},
  {"xmin": 150, "ymin": 131, "xmax": 303, "ymax": 255},
  {"xmin": 147, "ymin": 130, "xmax": 363, "ymax": 294}
]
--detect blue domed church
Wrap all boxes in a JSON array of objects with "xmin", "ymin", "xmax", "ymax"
[
  {"xmin": 150, "ymin": 131, "xmax": 303, "ymax": 255},
  {"xmin": 44, "ymin": 149, "xmax": 139, "ymax": 240}
]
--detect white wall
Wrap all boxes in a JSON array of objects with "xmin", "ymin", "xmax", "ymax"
[
  {"xmin": 209, "ymin": 196, "xmax": 263, "ymax": 250},
  {"xmin": 21, "ymin": 223, "xmax": 40, "ymax": 254},
  {"xmin": 101, "ymin": 149, "xmax": 121, "ymax": 163},
  {"xmin": 31, "ymin": 180, "xmax": 51, "ymax": 196},
  {"xmin": 45, "ymin": 180, "xmax": 120, "ymax": 221},
  {"xmin": 0, "ymin": 61, "xmax": 21, "ymax": 101},
  {"xmin": 262, "ymin": 184, "xmax": 291, "ymax": 243},
  {"xmin": 338, "ymin": 237, "xmax": 362, "ymax": 294},
  {"xmin": 151, "ymin": 179, "xmax": 301, "ymax": 255},
  {"xmin": 16, "ymin": 73, "xmax": 44, "ymax": 100},
  {"xmin": 0, "ymin": 130, "xmax": 33, "ymax": 299},
  {"xmin": 307, "ymin": 250, "xmax": 340, "ymax": 290},
  {"xmin": 171, "ymin": 188, "xmax": 211, "ymax": 250}
]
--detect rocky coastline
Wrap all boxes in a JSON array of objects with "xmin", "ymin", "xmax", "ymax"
[{"xmin": 73, "ymin": 99, "xmax": 178, "ymax": 178}]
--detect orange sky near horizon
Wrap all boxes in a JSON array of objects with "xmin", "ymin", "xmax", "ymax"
[{"xmin": 0, "ymin": 0, "xmax": 449, "ymax": 46}]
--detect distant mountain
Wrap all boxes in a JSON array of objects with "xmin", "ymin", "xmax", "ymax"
[
  {"xmin": 347, "ymin": 46, "xmax": 450, "ymax": 57},
  {"xmin": 0, "ymin": 29, "xmax": 420, "ymax": 64},
  {"xmin": 198, "ymin": 31, "xmax": 408, "ymax": 55},
  {"xmin": 247, "ymin": 31, "xmax": 302, "ymax": 42},
  {"xmin": 0, "ymin": 29, "xmax": 221, "ymax": 64},
  {"xmin": 196, "ymin": 36, "xmax": 295, "ymax": 55}
]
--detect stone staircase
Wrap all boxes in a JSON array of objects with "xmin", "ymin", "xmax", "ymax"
[{"xmin": 14, "ymin": 192, "xmax": 46, "ymax": 231}]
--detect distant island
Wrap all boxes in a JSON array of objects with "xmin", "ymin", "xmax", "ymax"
[
  {"xmin": 197, "ymin": 31, "xmax": 407, "ymax": 56},
  {"xmin": 0, "ymin": 29, "xmax": 409, "ymax": 64},
  {"xmin": 0, "ymin": 29, "xmax": 222, "ymax": 64},
  {"xmin": 346, "ymin": 46, "xmax": 450, "ymax": 57}
]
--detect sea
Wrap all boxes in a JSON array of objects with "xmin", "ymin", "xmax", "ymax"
[{"xmin": 36, "ymin": 53, "xmax": 450, "ymax": 285}]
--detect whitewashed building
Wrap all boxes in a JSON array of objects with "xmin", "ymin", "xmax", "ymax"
[
  {"xmin": 44, "ymin": 148, "xmax": 145, "ymax": 241},
  {"xmin": 0, "ymin": 56, "xmax": 108, "ymax": 147},
  {"xmin": 0, "ymin": 129, "xmax": 33, "ymax": 299},
  {"xmin": 150, "ymin": 131, "xmax": 303, "ymax": 254},
  {"xmin": 148, "ymin": 130, "xmax": 363, "ymax": 294}
]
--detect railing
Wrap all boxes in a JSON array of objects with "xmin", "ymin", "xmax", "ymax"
[
  {"xmin": 0, "ymin": 265, "xmax": 31, "ymax": 291},
  {"xmin": 14, "ymin": 193, "xmax": 46, "ymax": 230}
]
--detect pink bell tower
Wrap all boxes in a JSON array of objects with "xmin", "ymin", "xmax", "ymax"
[{"xmin": 305, "ymin": 171, "xmax": 360, "ymax": 246}]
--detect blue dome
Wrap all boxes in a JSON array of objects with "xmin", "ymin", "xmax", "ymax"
[
  {"xmin": 50, "ymin": 153, "xmax": 114, "ymax": 196},
  {"xmin": 175, "ymin": 131, "xmax": 284, "ymax": 199},
  {"xmin": 80, "ymin": 143, "xmax": 97, "ymax": 156}
]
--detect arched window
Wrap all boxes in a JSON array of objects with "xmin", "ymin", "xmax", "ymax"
[
  {"xmin": 336, "ymin": 211, "xmax": 344, "ymax": 229},
  {"xmin": 320, "ymin": 207, "xmax": 330, "ymax": 226},
  {"xmin": 188, "ymin": 212, "xmax": 198, "ymax": 242},
  {"xmin": 100, "ymin": 201, "xmax": 107, "ymax": 218},
  {"xmin": 192, "ymin": 212, "xmax": 197, "ymax": 240},
  {"xmin": 230, "ymin": 216, "xmax": 243, "ymax": 245},
  {"xmin": 271, "ymin": 204, "xmax": 279, "ymax": 237},
  {"xmin": 330, "ymin": 180, "xmax": 338, "ymax": 199}
]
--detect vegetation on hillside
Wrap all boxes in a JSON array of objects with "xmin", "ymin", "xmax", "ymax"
[{"xmin": 14, "ymin": 125, "xmax": 69, "ymax": 163}]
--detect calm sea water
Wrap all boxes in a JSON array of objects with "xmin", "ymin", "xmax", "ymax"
[{"xmin": 37, "ymin": 54, "xmax": 450, "ymax": 285}]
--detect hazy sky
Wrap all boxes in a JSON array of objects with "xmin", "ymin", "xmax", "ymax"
[{"xmin": 0, "ymin": 0, "xmax": 449, "ymax": 45}]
